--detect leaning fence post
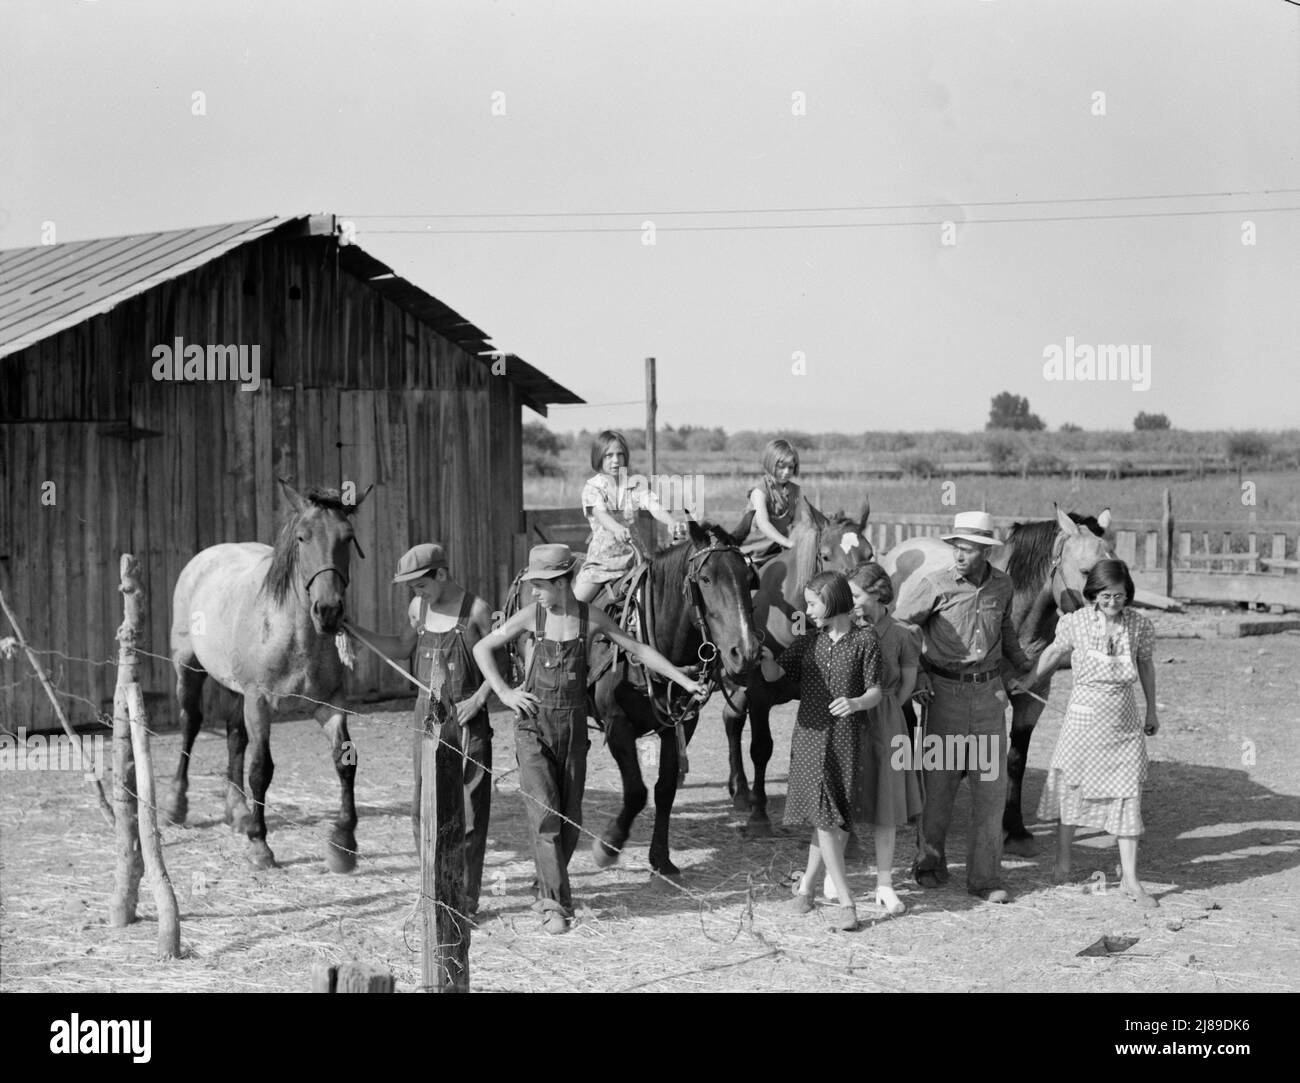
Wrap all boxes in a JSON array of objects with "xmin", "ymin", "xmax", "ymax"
[
  {"xmin": 109, "ymin": 554, "xmax": 145, "ymax": 926},
  {"xmin": 420, "ymin": 675, "xmax": 469, "ymax": 992},
  {"xmin": 125, "ymin": 682, "xmax": 181, "ymax": 958}
]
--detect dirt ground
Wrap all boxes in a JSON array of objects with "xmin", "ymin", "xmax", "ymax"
[{"xmin": 3, "ymin": 612, "xmax": 1298, "ymax": 993}]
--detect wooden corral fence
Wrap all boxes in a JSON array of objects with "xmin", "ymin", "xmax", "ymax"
[
  {"xmin": 862, "ymin": 503, "xmax": 1300, "ymax": 611},
  {"xmin": 520, "ymin": 495, "xmax": 1300, "ymax": 610}
]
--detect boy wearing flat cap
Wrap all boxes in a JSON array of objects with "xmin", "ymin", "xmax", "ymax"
[
  {"xmin": 349, "ymin": 542, "xmax": 498, "ymax": 914},
  {"xmin": 474, "ymin": 543, "xmax": 704, "ymax": 935}
]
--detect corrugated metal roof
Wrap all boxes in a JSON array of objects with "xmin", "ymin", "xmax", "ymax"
[
  {"xmin": 0, "ymin": 214, "xmax": 584, "ymax": 413},
  {"xmin": 0, "ymin": 216, "xmax": 295, "ymax": 359}
]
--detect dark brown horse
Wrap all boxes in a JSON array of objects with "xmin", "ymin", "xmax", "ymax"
[
  {"xmin": 164, "ymin": 480, "xmax": 369, "ymax": 871},
  {"xmin": 505, "ymin": 519, "xmax": 761, "ymax": 876},
  {"xmin": 884, "ymin": 507, "xmax": 1114, "ymax": 855},
  {"xmin": 591, "ymin": 519, "xmax": 762, "ymax": 874},
  {"xmin": 720, "ymin": 498, "xmax": 874, "ymax": 834}
]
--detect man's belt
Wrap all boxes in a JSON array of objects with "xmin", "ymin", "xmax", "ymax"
[{"xmin": 928, "ymin": 664, "xmax": 1000, "ymax": 684}]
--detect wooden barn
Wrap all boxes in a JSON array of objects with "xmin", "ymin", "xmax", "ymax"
[{"xmin": 0, "ymin": 214, "xmax": 581, "ymax": 731}]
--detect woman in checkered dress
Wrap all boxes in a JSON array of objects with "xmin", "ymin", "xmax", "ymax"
[{"xmin": 1030, "ymin": 559, "xmax": 1161, "ymax": 907}]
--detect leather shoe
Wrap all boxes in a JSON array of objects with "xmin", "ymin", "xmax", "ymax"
[
  {"xmin": 790, "ymin": 891, "xmax": 814, "ymax": 915},
  {"xmin": 969, "ymin": 887, "xmax": 1011, "ymax": 904},
  {"xmin": 916, "ymin": 869, "xmax": 945, "ymax": 890}
]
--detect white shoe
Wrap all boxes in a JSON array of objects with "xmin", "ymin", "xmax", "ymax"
[{"xmin": 823, "ymin": 874, "xmax": 838, "ymax": 901}]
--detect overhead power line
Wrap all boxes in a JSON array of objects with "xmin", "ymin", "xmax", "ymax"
[
  {"xmin": 346, "ymin": 187, "xmax": 1300, "ymax": 221},
  {"xmin": 360, "ymin": 204, "xmax": 1300, "ymax": 235}
]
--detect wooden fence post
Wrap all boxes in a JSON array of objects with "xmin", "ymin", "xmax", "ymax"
[
  {"xmin": 1162, "ymin": 488, "xmax": 1175, "ymax": 599},
  {"xmin": 109, "ymin": 554, "xmax": 145, "ymax": 926},
  {"xmin": 125, "ymin": 682, "xmax": 181, "ymax": 959},
  {"xmin": 420, "ymin": 683, "xmax": 469, "ymax": 992},
  {"xmin": 311, "ymin": 961, "xmax": 395, "ymax": 993}
]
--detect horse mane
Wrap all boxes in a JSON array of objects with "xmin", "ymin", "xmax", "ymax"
[
  {"xmin": 1003, "ymin": 512, "xmax": 1107, "ymax": 597},
  {"xmin": 261, "ymin": 487, "xmax": 354, "ymax": 606},
  {"xmin": 788, "ymin": 500, "xmax": 822, "ymax": 592}
]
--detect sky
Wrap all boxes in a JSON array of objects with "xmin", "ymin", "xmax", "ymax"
[{"xmin": 3, "ymin": 0, "xmax": 1298, "ymax": 435}]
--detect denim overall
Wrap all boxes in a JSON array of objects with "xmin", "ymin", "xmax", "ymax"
[
  {"xmin": 517, "ymin": 602, "xmax": 590, "ymax": 916},
  {"xmin": 413, "ymin": 592, "xmax": 492, "ymax": 912}
]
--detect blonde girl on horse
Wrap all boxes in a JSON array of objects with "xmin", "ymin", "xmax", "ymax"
[{"xmin": 746, "ymin": 438, "xmax": 803, "ymax": 561}]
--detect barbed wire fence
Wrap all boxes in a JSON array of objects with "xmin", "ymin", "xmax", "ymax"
[{"xmin": 0, "ymin": 610, "xmax": 890, "ymax": 991}]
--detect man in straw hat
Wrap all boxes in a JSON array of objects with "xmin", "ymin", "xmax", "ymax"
[
  {"xmin": 347, "ymin": 542, "xmax": 497, "ymax": 914},
  {"xmin": 894, "ymin": 511, "xmax": 1035, "ymax": 904},
  {"xmin": 474, "ymin": 543, "xmax": 704, "ymax": 934}
]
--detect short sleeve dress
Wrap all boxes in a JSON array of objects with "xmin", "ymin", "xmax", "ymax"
[
  {"xmin": 575, "ymin": 473, "xmax": 637, "ymax": 588},
  {"xmin": 854, "ymin": 617, "xmax": 924, "ymax": 827},
  {"xmin": 779, "ymin": 625, "xmax": 883, "ymax": 832},
  {"xmin": 1035, "ymin": 607, "xmax": 1155, "ymax": 837}
]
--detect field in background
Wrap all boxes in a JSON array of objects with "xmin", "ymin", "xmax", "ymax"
[{"xmin": 525, "ymin": 469, "xmax": 1300, "ymax": 523}]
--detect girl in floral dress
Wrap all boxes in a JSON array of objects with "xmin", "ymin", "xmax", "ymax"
[
  {"xmin": 573, "ymin": 430, "xmax": 678, "ymax": 604},
  {"xmin": 1030, "ymin": 559, "xmax": 1161, "ymax": 907}
]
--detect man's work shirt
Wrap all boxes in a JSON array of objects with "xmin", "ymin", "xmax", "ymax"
[{"xmin": 894, "ymin": 564, "xmax": 1030, "ymax": 674}]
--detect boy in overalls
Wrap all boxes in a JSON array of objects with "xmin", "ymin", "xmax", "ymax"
[
  {"xmin": 474, "ymin": 543, "xmax": 704, "ymax": 935},
  {"xmin": 348, "ymin": 543, "xmax": 497, "ymax": 913}
]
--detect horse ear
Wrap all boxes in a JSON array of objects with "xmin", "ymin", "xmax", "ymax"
[
  {"xmin": 1055, "ymin": 505, "xmax": 1079, "ymax": 535},
  {"xmin": 279, "ymin": 477, "xmax": 307, "ymax": 513},
  {"xmin": 1096, "ymin": 508, "xmax": 1112, "ymax": 531},
  {"xmin": 857, "ymin": 496, "xmax": 871, "ymax": 533},
  {"xmin": 687, "ymin": 518, "xmax": 709, "ymax": 545},
  {"xmin": 731, "ymin": 509, "xmax": 755, "ymax": 544},
  {"xmin": 347, "ymin": 482, "xmax": 375, "ymax": 514}
]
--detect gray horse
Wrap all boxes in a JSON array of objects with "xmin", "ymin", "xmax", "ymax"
[{"xmin": 164, "ymin": 479, "xmax": 369, "ymax": 871}]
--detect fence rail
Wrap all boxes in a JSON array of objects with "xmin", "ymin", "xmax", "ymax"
[{"xmin": 521, "ymin": 504, "xmax": 1300, "ymax": 610}]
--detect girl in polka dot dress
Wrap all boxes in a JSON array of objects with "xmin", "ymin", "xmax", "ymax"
[
  {"xmin": 761, "ymin": 571, "xmax": 883, "ymax": 931},
  {"xmin": 1030, "ymin": 559, "xmax": 1161, "ymax": 907}
]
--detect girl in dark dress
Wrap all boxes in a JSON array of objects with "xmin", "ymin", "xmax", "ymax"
[{"xmin": 761, "ymin": 571, "xmax": 883, "ymax": 931}]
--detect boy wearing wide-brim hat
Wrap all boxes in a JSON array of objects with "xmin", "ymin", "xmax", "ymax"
[
  {"xmin": 893, "ymin": 512, "xmax": 1036, "ymax": 904},
  {"xmin": 474, "ymin": 543, "xmax": 705, "ymax": 935},
  {"xmin": 348, "ymin": 542, "xmax": 499, "ymax": 914}
]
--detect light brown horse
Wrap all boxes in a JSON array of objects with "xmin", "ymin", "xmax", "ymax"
[
  {"xmin": 164, "ymin": 480, "xmax": 369, "ymax": 871},
  {"xmin": 882, "ymin": 506, "xmax": 1114, "ymax": 854}
]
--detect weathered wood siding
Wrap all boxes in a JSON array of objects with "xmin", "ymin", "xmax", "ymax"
[{"xmin": 1, "ymin": 234, "xmax": 524, "ymax": 730}]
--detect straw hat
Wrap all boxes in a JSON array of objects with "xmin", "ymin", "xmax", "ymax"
[
  {"xmin": 941, "ymin": 511, "xmax": 1000, "ymax": 547},
  {"xmin": 520, "ymin": 543, "xmax": 578, "ymax": 581}
]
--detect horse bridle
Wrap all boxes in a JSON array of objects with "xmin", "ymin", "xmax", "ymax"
[
  {"xmin": 641, "ymin": 538, "xmax": 750, "ymax": 731},
  {"xmin": 302, "ymin": 538, "xmax": 365, "ymax": 595}
]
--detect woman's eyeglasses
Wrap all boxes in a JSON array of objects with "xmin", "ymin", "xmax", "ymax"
[{"xmin": 1096, "ymin": 592, "xmax": 1127, "ymax": 604}]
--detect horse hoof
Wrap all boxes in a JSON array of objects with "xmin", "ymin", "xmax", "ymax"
[
  {"xmin": 247, "ymin": 840, "xmax": 277, "ymax": 869},
  {"xmin": 745, "ymin": 815, "xmax": 772, "ymax": 838},
  {"xmin": 731, "ymin": 791, "xmax": 752, "ymax": 813},
  {"xmin": 164, "ymin": 792, "xmax": 188, "ymax": 826},
  {"xmin": 1003, "ymin": 833, "xmax": 1037, "ymax": 857},
  {"xmin": 326, "ymin": 830, "xmax": 358, "ymax": 873},
  {"xmin": 591, "ymin": 837, "xmax": 621, "ymax": 869},
  {"xmin": 650, "ymin": 856, "xmax": 681, "ymax": 878}
]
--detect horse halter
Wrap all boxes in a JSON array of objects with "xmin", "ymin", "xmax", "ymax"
[
  {"xmin": 302, "ymin": 538, "xmax": 363, "ymax": 595},
  {"xmin": 680, "ymin": 539, "xmax": 747, "ymax": 668},
  {"xmin": 304, "ymin": 564, "xmax": 350, "ymax": 594}
]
